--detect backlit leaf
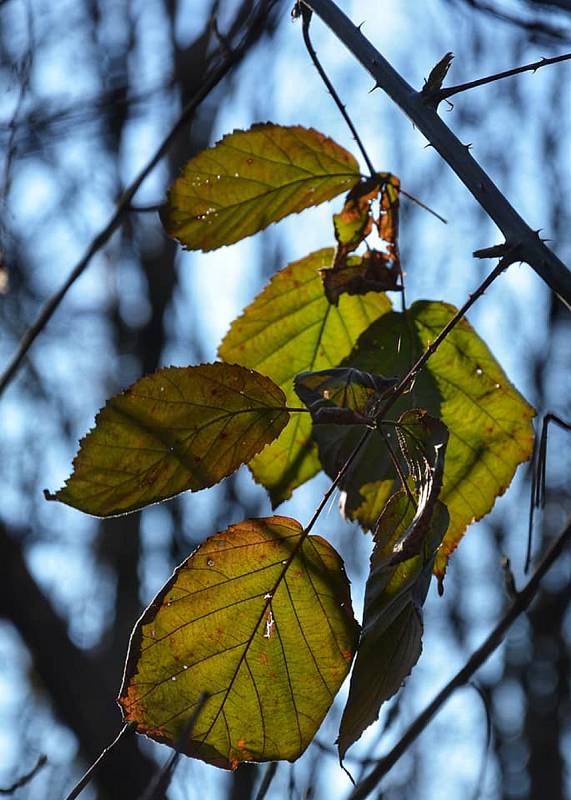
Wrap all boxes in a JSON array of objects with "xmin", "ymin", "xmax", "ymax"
[
  {"xmin": 119, "ymin": 515, "xmax": 359, "ymax": 769},
  {"xmin": 338, "ymin": 495, "xmax": 449, "ymax": 759},
  {"xmin": 309, "ymin": 301, "xmax": 534, "ymax": 581},
  {"xmin": 161, "ymin": 124, "xmax": 361, "ymax": 252},
  {"xmin": 218, "ymin": 249, "xmax": 391, "ymax": 505},
  {"xmin": 294, "ymin": 367, "xmax": 397, "ymax": 426},
  {"xmin": 45, "ymin": 364, "xmax": 289, "ymax": 516}
]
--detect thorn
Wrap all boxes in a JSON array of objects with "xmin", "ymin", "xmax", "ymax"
[
  {"xmin": 357, "ymin": 20, "xmax": 366, "ymax": 30},
  {"xmin": 368, "ymin": 82, "xmax": 380, "ymax": 93},
  {"xmin": 473, "ymin": 242, "xmax": 510, "ymax": 259},
  {"xmin": 464, "ymin": 142, "xmax": 473, "ymax": 151}
]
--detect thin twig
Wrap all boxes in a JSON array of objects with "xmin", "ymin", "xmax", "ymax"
[
  {"xmin": 348, "ymin": 516, "xmax": 571, "ymax": 800},
  {"xmin": 0, "ymin": 755, "xmax": 47, "ymax": 796},
  {"xmin": 376, "ymin": 255, "xmax": 512, "ymax": 423},
  {"xmin": 467, "ymin": 682, "xmax": 492, "ymax": 800},
  {"xmin": 435, "ymin": 51, "xmax": 571, "ymax": 102},
  {"xmin": 254, "ymin": 762, "xmax": 279, "ymax": 800},
  {"xmin": 301, "ymin": 0, "xmax": 571, "ymax": 308},
  {"xmin": 138, "ymin": 692, "xmax": 209, "ymax": 800},
  {"xmin": 299, "ymin": 5, "xmax": 376, "ymax": 177},
  {"xmin": 64, "ymin": 723, "xmax": 136, "ymax": 800},
  {"xmin": 526, "ymin": 412, "xmax": 571, "ymax": 571},
  {"xmin": 0, "ymin": 0, "xmax": 275, "ymax": 398}
]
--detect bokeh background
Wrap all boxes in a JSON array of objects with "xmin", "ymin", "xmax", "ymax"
[{"xmin": 1, "ymin": 0, "xmax": 571, "ymax": 798}]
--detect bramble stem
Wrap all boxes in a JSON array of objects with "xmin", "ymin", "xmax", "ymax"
[
  {"xmin": 301, "ymin": 0, "xmax": 571, "ymax": 308},
  {"xmin": 436, "ymin": 51, "xmax": 571, "ymax": 102}
]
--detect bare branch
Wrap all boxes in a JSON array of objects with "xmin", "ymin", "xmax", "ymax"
[
  {"xmin": 348, "ymin": 516, "xmax": 571, "ymax": 800},
  {"xmin": 301, "ymin": 0, "xmax": 571, "ymax": 308},
  {"xmin": 0, "ymin": 0, "xmax": 277, "ymax": 398},
  {"xmin": 0, "ymin": 755, "xmax": 47, "ymax": 796}
]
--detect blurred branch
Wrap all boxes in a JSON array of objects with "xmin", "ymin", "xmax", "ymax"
[
  {"xmin": 348, "ymin": 516, "xmax": 571, "ymax": 800},
  {"xmin": 0, "ymin": 0, "xmax": 277, "ymax": 398},
  {"xmin": 301, "ymin": 0, "xmax": 571, "ymax": 308},
  {"xmin": 0, "ymin": 754, "xmax": 47, "ymax": 796},
  {"xmin": 0, "ymin": 522, "xmax": 157, "ymax": 799}
]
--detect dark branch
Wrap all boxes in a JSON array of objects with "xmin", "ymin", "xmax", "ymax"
[
  {"xmin": 0, "ymin": 755, "xmax": 47, "ymax": 796},
  {"xmin": 0, "ymin": 0, "xmax": 277, "ymax": 398},
  {"xmin": 435, "ymin": 51, "xmax": 571, "ymax": 102},
  {"xmin": 64, "ymin": 725, "xmax": 135, "ymax": 800},
  {"xmin": 301, "ymin": 0, "xmax": 571, "ymax": 308},
  {"xmin": 299, "ymin": 5, "xmax": 376, "ymax": 176}
]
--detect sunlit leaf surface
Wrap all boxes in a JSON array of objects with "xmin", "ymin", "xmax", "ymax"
[
  {"xmin": 218, "ymin": 249, "xmax": 391, "ymax": 504},
  {"xmin": 119, "ymin": 516, "xmax": 359, "ymax": 769},
  {"xmin": 46, "ymin": 364, "xmax": 289, "ymax": 516},
  {"xmin": 309, "ymin": 301, "xmax": 535, "ymax": 580},
  {"xmin": 161, "ymin": 124, "xmax": 361, "ymax": 251}
]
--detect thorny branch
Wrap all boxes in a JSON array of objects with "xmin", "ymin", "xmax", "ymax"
[
  {"xmin": 301, "ymin": 0, "xmax": 571, "ymax": 308},
  {"xmin": 0, "ymin": 0, "xmax": 277, "ymax": 399},
  {"xmin": 433, "ymin": 51, "xmax": 571, "ymax": 103},
  {"xmin": 348, "ymin": 516, "xmax": 571, "ymax": 800}
]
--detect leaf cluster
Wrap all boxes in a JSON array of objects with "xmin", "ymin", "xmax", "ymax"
[{"xmin": 46, "ymin": 124, "xmax": 534, "ymax": 769}]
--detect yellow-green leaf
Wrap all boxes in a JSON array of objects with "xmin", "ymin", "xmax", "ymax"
[
  {"xmin": 161, "ymin": 124, "xmax": 361, "ymax": 252},
  {"xmin": 218, "ymin": 249, "xmax": 391, "ymax": 505},
  {"xmin": 119, "ymin": 516, "xmax": 359, "ymax": 769},
  {"xmin": 45, "ymin": 364, "xmax": 289, "ymax": 516},
  {"xmin": 309, "ymin": 301, "xmax": 535, "ymax": 581}
]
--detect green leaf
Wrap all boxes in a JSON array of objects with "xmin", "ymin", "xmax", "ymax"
[
  {"xmin": 160, "ymin": 124, "xmax": 361, "ymax": 252},
  {"xmin": 308, "ymin": 301, "xmax": 535, "ymax": 581},
  {"xmin": 119, "ymin": 515, "xmax": 359, "ymax": 769},
  {"xmin": 218, "ymin": 249, "xmax": 391, "ymax": 505},
  {"xmin": 338, "ymin": 495, "xmax": 449, "ymax": 760},
  {"xmin": 45, "ymin": 364, "xmax": 289, "ymax": 516}
]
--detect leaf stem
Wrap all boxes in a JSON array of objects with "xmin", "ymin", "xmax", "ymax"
[
  {"xmin": 64, "ymin": 723, "xmax": 135, "ymax": 800},
  {"xmin": 347, "ymin": 516, "xmax": 571, "ymax": 800},
  {"xmin": 299, "ymin": 5, "xmax": 376, "ymax": 178},
  {"xmin": 435, "ymin": 51, "xmax": 571, "ymax": 103},
  {"xmin": 376, "ymin": 255, "xmax": 511, "ymax": 421},
  {"xmin": 304, "ymin": 427, "xmax": 372, "ymax": 537}
]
